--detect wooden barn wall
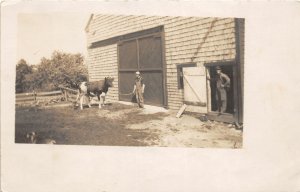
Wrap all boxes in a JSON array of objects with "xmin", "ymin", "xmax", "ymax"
[
  {"xmin": 86, "ymin": 15, "xmax": 236, "ymax": 110},
  {"xmin": 87, "ymin": 44, "xmax": 119, "ymax": 103}
]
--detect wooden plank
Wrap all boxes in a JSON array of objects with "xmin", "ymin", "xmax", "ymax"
[
  {"xmin": 16, "ymin": 91, "xmax": 61, "ymax": 98},
  {"xmin": 183, "ymin": 101, "xmax": 206, "ymax": 107},
  {"xmin": 15, "ymin": 92, "xmax": 34, "ymax": 97},
  {"xmin": 204, "ymin": 60, "xmax": 235, "ymax": 67},
  {"xmin": 235, "ymin": 18, "xmax": 244, "ymax": 124},
  {"xmin": 16, "ymin": 94, "xmax": 35, "ymax": 98},
  {"xmin": 207, "ymin": 112, "xmax": 234, "ymax": 123},
  {"xmin": 58, "ymin": 86, "xmax": 78, "ymax": 94},
  {"xmin": 35, "ymin": 96, "xmax": 60, "ymax": 100},
  {"xmin": 16, "ymin": 97, "xmax": 34, "ymax": 102},
  {"xmin": 90, "ymin": 26, "xmax": 163, "ymax": 49},
  {"xmin": 176, "ymin": 104, "xmax": 187, "ymax": 118},
  {"xmin": 37, "ymin": 91, "xmax": 62, "ymax": 96}
]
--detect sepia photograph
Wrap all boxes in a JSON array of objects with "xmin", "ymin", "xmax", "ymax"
[
  {"xmin": 15, "ymin": 13, "xmax": 244, "ymax": 148},
  {"xmin": 2, "ymin": 1, "xmax": 300, "ymax": 192}
]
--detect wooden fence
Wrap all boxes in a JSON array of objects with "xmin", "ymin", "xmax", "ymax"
[
  {"xmin": 16, "ymin": 86, "xmax": 79, "ymax": 105},
  {"xmin": 58, "ymin": 86, "xmax": 78, "ymax": 102}
]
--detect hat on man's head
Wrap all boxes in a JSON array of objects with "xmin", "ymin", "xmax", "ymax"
[
  {"xmin": 136, "ymin": 71, "xmax": 140, "ymax": 75},
  {"xmin": 215, "ymin": 66, "xmax": 221, "ymax": 70}
]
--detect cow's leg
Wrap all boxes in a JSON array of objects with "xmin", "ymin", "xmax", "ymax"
[
  {"xmin": 88, "ymin": 97, "xmax": 91, "ymax": 108},
  {"xmin": 97, "ymin": 94, "xmax": 101, "ymax": 109},
  {"xmin": 80, "ymin": 95, "xmax": 84, "ymax": 110},
  {"xmin": 100, "ymin": 93, "xmax": 106, "ymax": 107}
]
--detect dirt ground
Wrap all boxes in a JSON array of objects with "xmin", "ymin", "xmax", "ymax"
[{"xmin": 15, "ymin": 102, "xmax": 242, "ymax": 148}]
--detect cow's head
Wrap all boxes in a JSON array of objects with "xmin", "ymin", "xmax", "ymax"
[{"xmin": 105, "ymin": 77, "xmax": 114, "ymax": 87}]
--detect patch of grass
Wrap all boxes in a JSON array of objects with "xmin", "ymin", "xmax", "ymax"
[{"xmin": 15, "ymin": 103, "xmax": 165, "ymax": 146}]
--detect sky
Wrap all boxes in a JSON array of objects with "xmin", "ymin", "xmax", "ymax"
[{"xmin": 17, "ymin": 13, "xmax": 91, "ymax": 65}]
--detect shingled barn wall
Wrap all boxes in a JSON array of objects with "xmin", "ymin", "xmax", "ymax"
[{"xmin": 86, "ymin": 15, "xmax": 236, "ymax": 110}]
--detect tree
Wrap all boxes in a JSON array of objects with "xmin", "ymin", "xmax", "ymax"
[
  {"xmin": 16, "ymin": 51, "xmax": 88, "ymax": 92},
  {"xmin": 46, "ymin": 51, "xmax": 88, "ymax": 89},
  {"xmin": 16, "ymin": 59, "xmax": 32, "ymax": 93},
  {"xmin": 20, "ymin": 51, "xmax": 88, "ymax": 92}
]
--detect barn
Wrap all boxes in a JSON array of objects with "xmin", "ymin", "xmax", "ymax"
[{"xmin": 85, "ymin": 14, "xmax": 244, "ymax": 124}]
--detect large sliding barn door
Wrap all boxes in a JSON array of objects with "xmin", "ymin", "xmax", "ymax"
[{"xmin": 118, "ymin": 33, "xmax": 165, "ymax": 106}]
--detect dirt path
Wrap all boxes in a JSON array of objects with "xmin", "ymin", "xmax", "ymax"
[
  {"xmin": 126, "ymin": 111, "xmax": 242, "ymax": 148},
  {"xmin": 15, "ymin": 103, "xmax": 242, "ymax": 148}
]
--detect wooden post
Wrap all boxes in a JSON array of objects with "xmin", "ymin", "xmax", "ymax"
[
  {"xmin": 64, "ymin": 90, "xmax": 68, "ymax": 101},
  {"xmin": 33, "ymin": 90, "xmax": 37, "ymax": 102}
]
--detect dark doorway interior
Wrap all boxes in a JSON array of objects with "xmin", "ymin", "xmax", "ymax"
[{"xmin": 208, "ymin": 65, "xmax": 234, "ymax": 114}]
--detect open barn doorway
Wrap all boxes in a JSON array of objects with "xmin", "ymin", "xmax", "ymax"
[
  {"xmin": 208, "ymin": 65, "xmax": 234, "ymax": 114},
  {"xmin": 205, "ymin": 62, "xmax": 239, "ymax": 123}
]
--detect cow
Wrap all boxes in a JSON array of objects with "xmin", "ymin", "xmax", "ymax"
[{"xmin": 76, "ymin": 77, "xmax": 114, "ymax": 110}]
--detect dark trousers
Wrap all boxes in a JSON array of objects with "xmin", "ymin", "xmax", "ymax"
[
  {"xmin": 135, "ymin": 90, "xmax": 144, "ymax": 108},
  {"xmin": 216, "ymin": 90, "xmax": 227, "ymax": 113},
  {"xmin": 218, "ymin": 99, "xmax": 227, "ymax": 113}
]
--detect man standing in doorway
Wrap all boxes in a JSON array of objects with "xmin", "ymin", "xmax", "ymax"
[
  {"xmin": 208, "ymin": 66, "xmax": 230, "ymax": 114},
  {"xmin": 132, "ymin": 71, "xmax": 145, "ymax": 108}
]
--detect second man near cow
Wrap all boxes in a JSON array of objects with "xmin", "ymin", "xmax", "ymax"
[{"xmin": 132, "ymin": 71, "xmax": 145, "ymax": 108}]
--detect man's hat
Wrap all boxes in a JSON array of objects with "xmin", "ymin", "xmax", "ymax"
[
  {"xmin": 136, "ymin": 71, "xmax": 140, "ymax": 75},
  {"xmin": 215, "ymin": 66, "xmax": 221, "ymax": 70}
]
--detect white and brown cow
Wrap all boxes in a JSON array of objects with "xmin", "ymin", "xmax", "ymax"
[{"xmin": 76, "ymin": 77, "xmax": 114, "ymax": 110}]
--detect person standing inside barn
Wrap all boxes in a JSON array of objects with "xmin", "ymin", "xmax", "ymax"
[
  {"xmin": 132, "ymin": 71, "xmax": 145, "ymax": 108},
  {"xmin": 207, "ymin": 66, "xmax": 230, "ymax": 114}
]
